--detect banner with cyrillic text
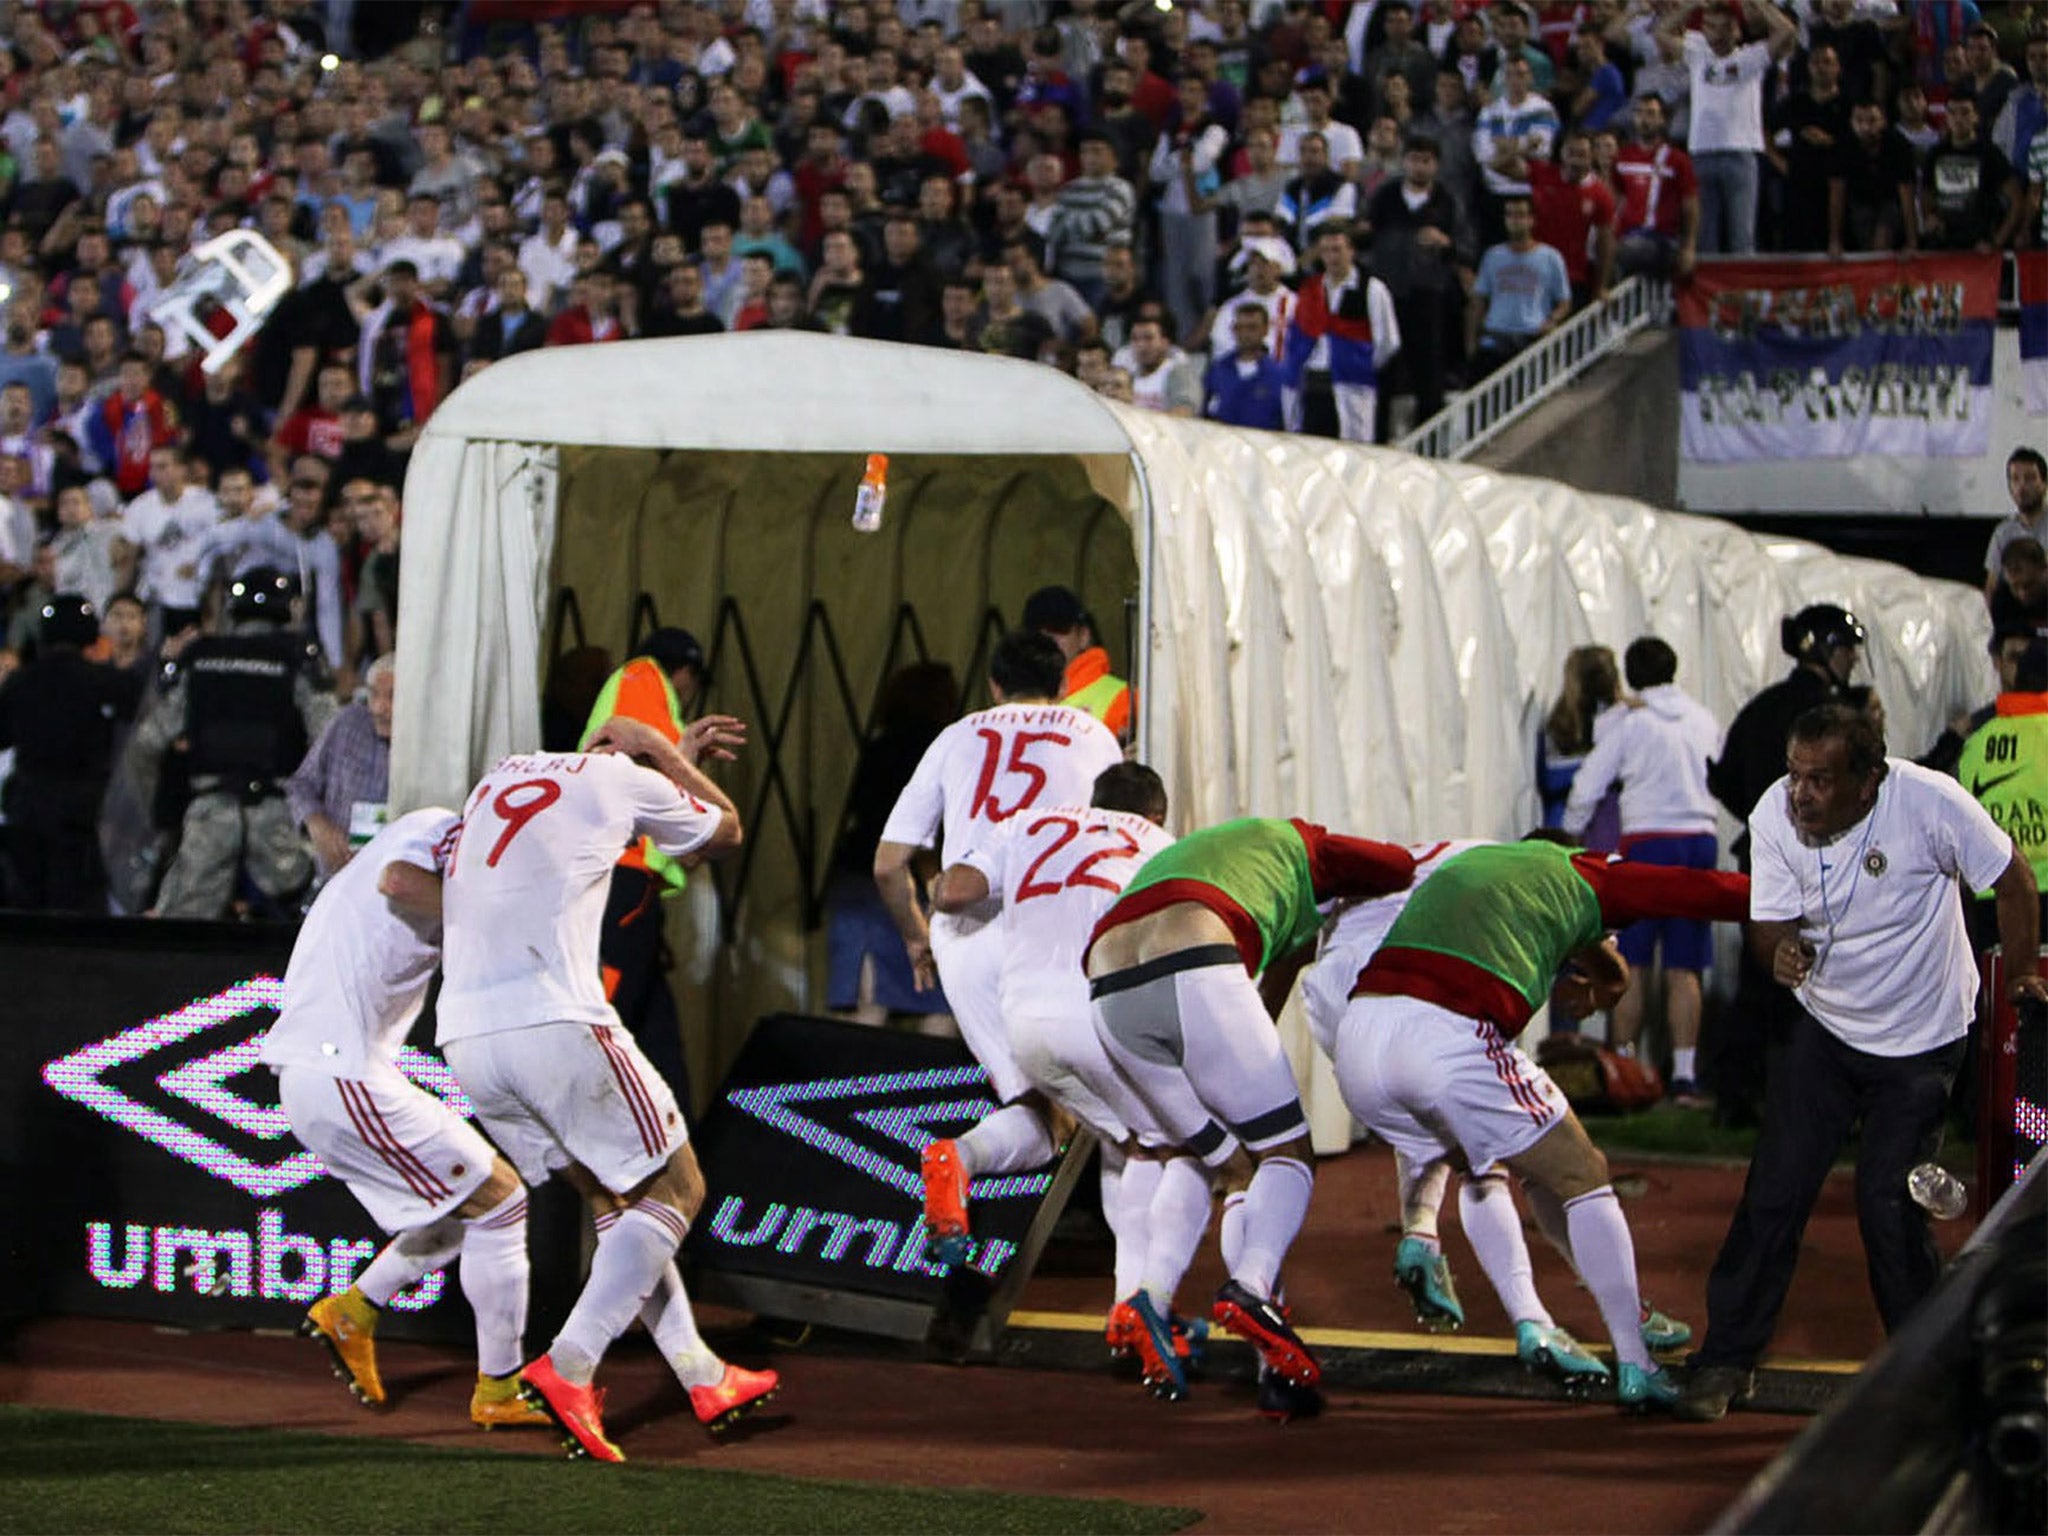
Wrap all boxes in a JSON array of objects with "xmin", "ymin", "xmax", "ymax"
[{"xmin": 1677, "ymin": 255, "xmax": 1999, "ymax": 462}]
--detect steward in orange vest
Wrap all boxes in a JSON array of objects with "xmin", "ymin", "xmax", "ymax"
[{"xmin": 1023, "ymin": 584, "xmax": 1132, "ymax": 743}]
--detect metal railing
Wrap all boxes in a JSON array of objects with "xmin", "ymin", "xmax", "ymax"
[{"xmin": 1395, "ymin": 275, "xmax": 1671, "ymax": 461}]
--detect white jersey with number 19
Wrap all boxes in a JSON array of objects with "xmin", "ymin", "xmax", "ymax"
[{"xmin": 437, "ymin": 751, "xmax": 723, "ymax": 1044}]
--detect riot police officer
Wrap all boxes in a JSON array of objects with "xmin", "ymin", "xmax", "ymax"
[
  {"xmin": 1705, "ymin": 602, "xmax": 1867, "ymax": 1124},
  {"xmin": 129, "ymin": 567, "xmax": 334, "ymax": 918},
  {"xmin": 0, "ymin": 595, "xmax": 143, "ymax": 911}
]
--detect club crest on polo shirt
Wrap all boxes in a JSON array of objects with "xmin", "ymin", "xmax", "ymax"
[{"xmin": 1864, "ymin": 850, "xmax": 1887, "ymax": 877}]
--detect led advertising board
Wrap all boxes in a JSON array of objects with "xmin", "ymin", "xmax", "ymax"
[
  {"xmin": 4, "ymin": 917, "xmax": 479, "ymax": 1342},
  {"xmin": 685, "ymin": 1014, "xmax": 1059, "ymax": 1308}
]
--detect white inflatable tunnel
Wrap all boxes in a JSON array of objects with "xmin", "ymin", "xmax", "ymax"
[{"xmin": 392, "ymin": 333, "xmax": 1992, "ymax": 1148}]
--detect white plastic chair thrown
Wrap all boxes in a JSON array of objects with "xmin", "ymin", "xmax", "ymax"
[{"xmin": 147, "ymin": 231, "xmax": 292, "ymax": 376}]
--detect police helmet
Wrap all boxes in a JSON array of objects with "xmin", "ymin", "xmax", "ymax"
[
  {"xmin": 229, "ymin": 566, "xmax": 299, "ymax": 624},
  {"xmin": 39, "ymin": 593, "xmax": 99, "ymax": 648},
  {"xmin": 1780, "ymin": 603, "xmax": 1865, "ymax": 661}
]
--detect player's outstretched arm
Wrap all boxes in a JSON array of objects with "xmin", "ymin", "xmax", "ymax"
[
  {"xmin": 932, "ymin": 863, "xmax": 991, "ymax": 914},
  {"xmin": 874, "ymin": 838, "xmax": 939, "ymax": 991},
  {"xmin": 378, "ymin": 860, "xmax": 443, "ymax": 919}
]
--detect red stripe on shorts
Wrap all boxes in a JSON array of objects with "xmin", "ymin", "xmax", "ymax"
[
  {"xmin": 338, "ymin": 1080, "xmax": 452, "ymax": 1203},
  {"xmin": 590, "ymin": 1026, "xmax": 664, "ymax": 1157},
  {"xmin": 1476, "ymin": 1021, "xmax": 1553, "ymax": 1126}
]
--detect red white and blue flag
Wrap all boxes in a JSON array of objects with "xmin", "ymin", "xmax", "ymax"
[
  {"xmin": 1678, "ymin": 255, "xmax": 1999, "ymax": 462},
  {"xmin": 2018, "ymin": 252, "xmax": 2048, "ymax": 418}
]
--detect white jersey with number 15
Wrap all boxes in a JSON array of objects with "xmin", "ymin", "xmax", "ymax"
[
  {"xmin": 437, "ymin": 751, "xmax": 722, "ymax": 1044},
  {"xmin": 880, "ymin": 702, "xmax": 1122, "ymax": 867}
]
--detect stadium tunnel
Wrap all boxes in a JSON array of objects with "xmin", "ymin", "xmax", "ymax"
[{"xmin": 391, "ymin": 332, "xmax": 1994, "ymax": 1146}]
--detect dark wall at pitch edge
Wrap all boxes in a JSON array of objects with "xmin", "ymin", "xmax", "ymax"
[{"xmin": 1473, "ymin": 329, "xmax": 1682, "ymax": 508}]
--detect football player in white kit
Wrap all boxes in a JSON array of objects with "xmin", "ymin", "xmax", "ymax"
[
  {"xmin": 263, "ymin": 808, "xmax": 544, "ymax": 1429},
  {"xmin": 932, "ymin": 764, "xmax": 1206, "ymax": 1381},
  {"xmin": 437, "ymin": 714, "xmax": 773, "ymax": 1462},
  {"xmin": 871, "ymin": 631, "xmax": 1122, "ymax": 1258},
  {"xmin": 1300, "ymin": 837, "xmax": 1695, "ymax": 1382}
]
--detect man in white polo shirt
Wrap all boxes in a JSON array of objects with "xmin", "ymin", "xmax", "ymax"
[
  {"xmin": 1657, "ymin": 0, "xmax": 1797, "ymax": 255},
  {"xmin": 1678, "ymin": 703, "xmax": 2048, "ymax": 1421}
]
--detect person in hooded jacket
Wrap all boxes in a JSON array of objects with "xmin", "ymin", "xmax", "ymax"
[{"xmin": 1562, "ymin": 636, "xmax": 1723, "ymax": 1103}]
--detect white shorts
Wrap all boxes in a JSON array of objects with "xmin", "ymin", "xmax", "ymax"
[
  {"xmin": 1090, "ymin": 946, "xmax": 1306, "ymax": 1167},
  {"xmin": 931, "ymin": 910, "xmax": 1029, "ymax": 1104},
  {"xmin": 1006, "ymin": 991, "xmax": 1168, "ymax": 1149},
  {"xmin": 1334, "ymin": 993, "xmax": 1566, "ymax": 1177},
  {"xmin": 277, "ymin": 1059, "xmax": 499, "ymax": 1233},
  {"xmin": 443, "ymin": 1022, "xmax": 687, "ymax": 1195}
]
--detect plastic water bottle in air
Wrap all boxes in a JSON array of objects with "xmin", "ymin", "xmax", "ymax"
[
  {"xmin": 852, "ymin": 453, "xmax": 888, "ymax": 533},
  {"xmin": 1907, "ymin": 1162, "xmax": 1969, "ymax": 1220}
]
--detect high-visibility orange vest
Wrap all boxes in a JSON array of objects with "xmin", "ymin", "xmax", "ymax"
[
  {"xmin": 581, "ymin": 656, "xmax": 689, "ymax": 890},
  {"xmin": 1061, "ymin": 645, "xmax": 1132, "ymax": 740}
]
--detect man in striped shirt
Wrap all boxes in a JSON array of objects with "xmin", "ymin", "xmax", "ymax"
[{"xmin": 1048, "ymin": 132, "xmax": 1136, "ymax": 308}]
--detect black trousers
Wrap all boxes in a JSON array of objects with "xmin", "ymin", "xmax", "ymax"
[
  {"xmin": 1391, "ymin": 290, "xmax": 1457, "ymax": 424},
  {"xmin": 1709, "ymin": 943, "xmax": 1804, "ymax": 1124},
  {"xmin": 599, "ymin": 864, "xmax": 692, "ymax": 1117},
  {"xmin": 3, "ymin": 772, "xmax": 108, "ymax": 913},
  {"xmin": 1694, "ymin": 1011, "xmax": 1964, "ymax": 1370}
]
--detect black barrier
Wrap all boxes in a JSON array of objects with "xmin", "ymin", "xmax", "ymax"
[
  {"xmin": 5, "ymin": 920, "xmax": 1076, "ymax": 1353},
  {"xmin": 1713, "ymin": 1152, "xmax": 2048, "ymax": 1535},
  {"xmin": 0, "ymin": 914, "xmax": 582, "ymax": 1346},
  {"xmin": 684, "ymin": 1013, "xmax": 1080, "ymax": 1345}
]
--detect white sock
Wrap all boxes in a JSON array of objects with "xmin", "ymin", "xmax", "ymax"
[
  {"xmin": 1458, "ymin": 1175, "xmax": 1550, "ymax": 1326},
  {"xmin": 1138, "ymin": 1155, "xmax": 1213, "ymax": 1313},
  {"xmin": 589, "ymin": 1210, "xmax": 724, "ymax": 1389},
  {"xmin": 1218, "ymin": 1189, "xmax": 1248, "ymax": 1271},
  {"xmin": 1673, "ymin": 1047, "xmax": 1697, "ymax": 1082},
  {"xmin": 460, "ymin": 1189, "xmax": 530, "ymax": 1378},
  {"xmin": 1233, "ymin": 1156, "xmax": 1313, "ymax": 1300},
  {"xmin": 550, "ymin": 1199, "xmax": 687, "ymax": 1385},
  {"xmin": 1564, "ymin": 1186, "xmax": 1651, "ymax": 1369},
  {"xmin": 1396, "ymin": 1152, "xmax": 1450, "ymax": 1241},
  {"xmin": 642, "ymin": 1262, "xmax": 725, "ymax": 1388},
  {"xmin": 1104, "ymin": 1149, "xmax": 1163, "ymax": 1300},
  {"xmin": 356, "ymin": 1216, "xmax": 463, "ymax": 1308},
  {"xmin": 1614, "ymin": 1041, "xmax": 1636, "ymax": 1059},
  {"xmin": 955, "ymin": 1103, "xmax": 1056, "ymax": 1177},
  {"xmin": 1522, "ymin": 1179, "xmax": 1577, "ymax": 1269}
]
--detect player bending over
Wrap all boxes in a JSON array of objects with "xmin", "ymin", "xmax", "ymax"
[
  {"xmin": 266, "ymin": 809, "xmax": 544, "ymax": 1430},
  {"xmin": 1082, "ymin": 816, "xmax": 1416, "ymax": 1409},
  {"xmin": 1298, "ymin": 838, "xmax": 1690, "ymax": 1366},
  {"xmin": 932, "ymin": 764, "xmax": 1222, "ymax": 1400},
  {"xmin": 1333, "ymin": 839, "xmax": 1748, "ymax": 1412}
]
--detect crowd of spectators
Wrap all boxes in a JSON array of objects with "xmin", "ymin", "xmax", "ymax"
[{"xmin": 0, "ymin": 0, "xmax": 2042, "ymax": 913}]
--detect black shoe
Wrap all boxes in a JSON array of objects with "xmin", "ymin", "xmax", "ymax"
[
  {"xmin": 1673, "ymin": 1364, "xmax": 1756, "ymax": 1423},
  {"xmin": 1256, "ymin": 1364, "xmax": 1325, "ymax": 1423},
  {"xmin": 1213, "ymin": 1279, "xmax": 1320, "ymax": 1387}
]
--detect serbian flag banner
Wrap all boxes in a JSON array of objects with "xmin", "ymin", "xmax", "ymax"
[
  {"xmin": 2020, "ymin": 251, "xmax": 2048, "ymax": 418},
  {"xmin": 1677, "ymin": 254, "xmax": 1999, "ymax": 462}
]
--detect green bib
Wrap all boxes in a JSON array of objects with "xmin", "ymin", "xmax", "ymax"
[
  {"xmin": 1956, "ymin": 711, "xmax": 2048, "ymax": 892},
  {"xmin": 1379, "ymin": 841, "xmax": 1605, "ymax": 1010},
  {"xmin": 1117, "ymin": 817, "xmax": 1321, "ymax": 973}
]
